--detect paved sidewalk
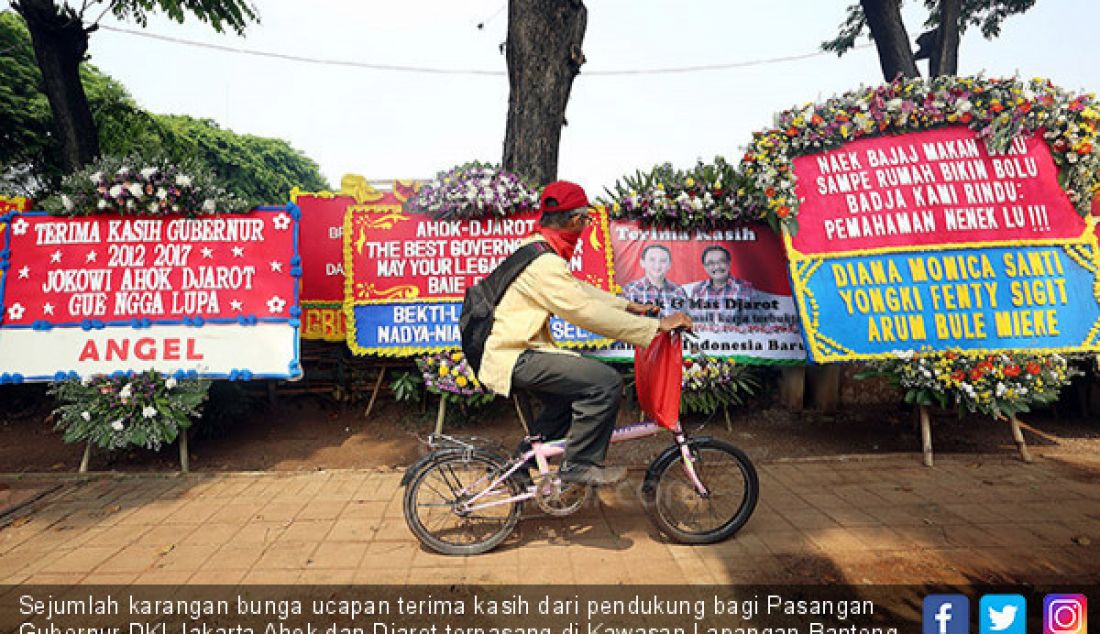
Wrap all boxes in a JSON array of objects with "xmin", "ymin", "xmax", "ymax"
[{"xmin": 1, "ymin": 452, "xmax": 1098, "ymax": 586}]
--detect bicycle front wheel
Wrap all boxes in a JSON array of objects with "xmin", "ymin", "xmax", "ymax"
[
  {"xmin": 642, "ymin": 438, "xmax": 759, "ymax": 544},
  {"xmin": 403, "ymin": 452, "xmax": 522, "ymax": 555}
]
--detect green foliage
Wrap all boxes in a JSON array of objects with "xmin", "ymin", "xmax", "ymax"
[
  {"xmin": 390, "ymin": 370, "xmax": 424, "ymax": 403},
  {"xmin": 822, "ymin": 0, "xmax": 1037, "ymax": 56},
  {"xmin": 107, "ymin": 0, "xmax": 259, "ymax": 35},
  {"xmin": 0, "ymin": 10, "xmax": 327, "ymax": 201},
  {"xmin": 148, "ymin": 115, "xmax": 327, "ymax": 204},
  {"xmin": 49, "ymin": 371, "xmax": 210, "ymax": 451}
]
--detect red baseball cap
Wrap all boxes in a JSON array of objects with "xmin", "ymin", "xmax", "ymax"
[{"xmin": 540, "ymin": 181, "xmax": 590, "ymax": 213}]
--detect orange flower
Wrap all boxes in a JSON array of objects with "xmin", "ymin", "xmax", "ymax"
[
  {"xmin": 786, "ymin": 126, "xmax": 799, "ymax": 137},
  {"xmin": 945, "ymin": 350, "xmax": 958, "ymax": 360},
  {"xmin": 776, "ymin": 206, "xmax": 790, "ymax": 219},
  {"xmin": 1025, "ymin": 361, "xmax": 1041, "ymax": 375},
  {"xmin": 1079, "ymin": 143, "xmax": 1093, "ymax": 155},
  {"xmin": 951, "ymin": 370, "xmax": 966, "ymax": 381},
  {"xmin": 960, "ymin": 112, "xmax": 973, "ymax": 124},
  {"xmin": 991, "ymin": 102, "xmax": 1005, "ymax": 113},
  {"xmin": 811, "ymin": 114, "xmax": 824, "ymax": 125},
  {"xmin": 1004, "ymin": 364, "xmax": 1021, "ymax": 377},
  {"xmin": 765, "ymin": 187, "xmax": 777, "ymax": 198},
  {"xmin": 969, "ymin": 368, "xmax": 984, "ymax": 381},
  {"xmin": 1018, "ymin": 101, "xmax": 1033, "ymax": 114}
]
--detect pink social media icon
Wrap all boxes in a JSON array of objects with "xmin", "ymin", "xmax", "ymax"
[{"xmin": 1044, "ymin": 594, "xmax": 1087, "ymax": 634}]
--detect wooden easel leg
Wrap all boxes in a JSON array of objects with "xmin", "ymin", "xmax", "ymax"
[
  {"xmin": 919, "ymin": 405, "xmax": 933, "ymax": 467},
  {"xmin": 1009, "ymin": 414, "xmax": 1033, "ymax": 463},
  {"xmin": 79, "ymin": 442, "xmax": 92, "ymax": 473},
  {"xmin": 433, "ymin": 397, "xmax": 447, "ymax": 436},
  {"xmin": 512, "ymin": 396, "xmax": 530, "ymax": 435},
  {"xmin": 179, "ymin": 430, "xmax": 190, "ymax": 473},
  {"xmin": 363, "ymin": 364, "xmax": 387, "ymax": 419}
]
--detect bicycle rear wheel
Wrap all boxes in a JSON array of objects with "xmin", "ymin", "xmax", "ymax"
[
  {"xmin": 642, "ymin": 438, "xmax": 758, "ymax": 544},
  {"xmin": 403, "ymin": 452, "xmax": 523, "ymax": 555}
]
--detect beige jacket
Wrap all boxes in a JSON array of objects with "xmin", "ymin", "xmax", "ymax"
[{"xmin": 479, "ymin": 237, "xmax": 659, "ymax": 396}]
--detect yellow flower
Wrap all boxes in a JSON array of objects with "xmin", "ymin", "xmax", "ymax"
[
  {"xmin": 451, "ymin": 352, "xmax": 463, "ymax": 362},
  {"xmin": 439, "ymin": 367, "xmax": 450, "ymax": 377},
  {"xmin": 456, "ymin": 376, "xmax": 468, "ymax": 387}
]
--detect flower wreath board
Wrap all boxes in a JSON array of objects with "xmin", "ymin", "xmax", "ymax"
[
  {"xmin": 0, "ymin": 207, "xmax": 303, "ymax": 381},
  {"xmin": 742, "ymin": 77, "xmax": 1100, "ymax": 363},
  {"xmin": 342, "ymin": 202, "xmax": 618, "ymax": 357},
  {"xmin": 292, "ymin": 175, "xmax": 420, "ymax": 342}
]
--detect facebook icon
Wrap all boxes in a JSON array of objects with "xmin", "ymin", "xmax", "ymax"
[{"xmin": 924, "ymin": 595, "xmax": 970, "ymax": 634}]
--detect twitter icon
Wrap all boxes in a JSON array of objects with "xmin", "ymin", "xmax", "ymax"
[{"xmin": 981, "ymin": 595, "xmax": 1027, "ymax": 634}]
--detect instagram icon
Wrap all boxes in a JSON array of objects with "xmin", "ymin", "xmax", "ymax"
[{"xmin": 1044, "ymin": 595, "xmax": 1087, "ymax": 634}]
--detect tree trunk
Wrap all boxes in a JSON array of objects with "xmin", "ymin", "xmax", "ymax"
[
  {"xmin": 13, "ymin": 0, "xmax": 99, "ymax": 172},
  {"xmin": 860, "ymin": 0, "xmax": 920, "ymax": 82},
  {"xmin": 931, "ymin": 0, "xmax": 960, "ymax": 76},
  {"xmin": 502, "ymin": 0, "xmax": 587, "ymax": 186}
]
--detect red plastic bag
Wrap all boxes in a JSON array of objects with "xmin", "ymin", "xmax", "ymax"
[{"xmin": 634, "ymin": 330, "xmax": 683, "ymax": 431}]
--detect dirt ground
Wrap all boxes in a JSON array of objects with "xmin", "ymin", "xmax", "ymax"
[{"xmin": 1, "ymin": 376, "xmax": 1098, "ymax": 474}]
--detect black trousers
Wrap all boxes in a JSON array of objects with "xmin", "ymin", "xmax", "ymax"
[{"xmin": 510, "ymin": 350, "xmax": 623, "ymax": 466}]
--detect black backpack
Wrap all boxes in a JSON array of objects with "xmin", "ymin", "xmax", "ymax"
[{"xmin": 460, "ymin": 241, "xmax": 553, "ymax": 375}]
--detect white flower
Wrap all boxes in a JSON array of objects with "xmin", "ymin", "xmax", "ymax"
[
  {"xmin": 81, "ymin": 411, "xmax": 91, "ymax": 422},
  {"xmin": 165, "ymin": 377, "xmax": 177, "ymax": 389},
  {"xmin": 142, "ymin": 406, "xmax": 157, "ymax": 419},
  {"xmin": 140, "ymin": 167, "xmax": 157, "ymax": 179},
  {"xmin": 116, "ymin": 166, "xmax": 130, "ymax": 175},
  {"xmin": 201, "ymin": 199, "xmax": 217, "ymax": 212},
  {"xmin": 61, "ymin": 195, "xmax": 74, "ymax": 211},
  {"xmin": 893, "ymin": 350, "xmax": 915, "ymax": 361},
  {"xmin": 110, "ymin": 420, "xmax": 125, "ymax": 431},
  {"xmin": 956, "ymin": 100, "xmax": 973, "ymax": 113},
  {"xmin": 97, "ymin": 199, "xmax": 108, "ymax": 210},
  {"xmin": 128, "ymin": 183, "xmax": 143, "ymax": 198},
  {"xmin": 175, "ymin": 174, "xmax": 192, "ymax": 187},
  {"xmin": 156, "ymin": 187, "xmax": 167, "ymax": 200},
  {"xmin": 109, "ymin": 184, "xmax": 122, "ymax": 198},
  {"xmin": 89, "ymin": 172, "xmax": 103, "ymax": 184},
  {"xmin": 119, "ymin": 383, "xmax": 133, "ymax": 399},
  {"xmin": 996, "ymin": 382, "xmax": 1007, "ymax": 397},
  {"xmin": 81, "ymin": 375, "xmax": 92, "ymax": 386},
  {"xmin": 886, "ymin": 98, "xmax": 903, "ymax": 111}
]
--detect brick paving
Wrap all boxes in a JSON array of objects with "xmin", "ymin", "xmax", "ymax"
[{"xmin": 0, "ymin": 451, "xmax": 1098, "ymax": 585}]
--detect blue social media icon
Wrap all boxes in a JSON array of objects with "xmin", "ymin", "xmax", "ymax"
[
  {"xmin": 981, "ymin": 595, "xmax": 1027, "ymax": 634},
  {"xmin": 925, "ymin": 595, "xmax": 970, "ymax": 634}
]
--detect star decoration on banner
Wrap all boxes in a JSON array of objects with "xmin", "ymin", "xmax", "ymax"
[
  {"xmin": 17, "ymin": 266, "xmax": 29, "ymax": 279},
  {"xmin": 232, "ymin": 246, "xmax": 245, "ymax": 258},
  {"xmin": 272, "ymin": 214, "xmax": 291, "ymax": 231},
  {"xmin": 43, "ymin": 303, "xmax": 54, "ymax": 316},
  {"xmin": 11, "ymin": 218, "xmax": 28, "ymax": 236},
  {"xmin": 7, "ymin": 303, "xmax": 25, "ymax": 320},
  {"xmin": 86, "ymin": 250, "xmax": 97, "ymax": 263},
  {"xmin": 230, "ymin": 299, "xmax": 243, "ymax": 312},
  {"xmin": 270, "ymin": 260, "xmax": 283, "ymax": 273},
  {"xmin": 50, "ymin": 250, "xmax": 62, "ymax": 264},
  {"xmin": 266, "ymin": 296, "xmax": 286, "ymax": 314},
  {"xmin": 201, "ymin": 247, "xmax": 215, "ymax": 259}
]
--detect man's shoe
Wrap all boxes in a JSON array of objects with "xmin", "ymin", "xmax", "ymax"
[{"xmin": 558, "ymin": 463, "xmax": 627, "ymax": 486}]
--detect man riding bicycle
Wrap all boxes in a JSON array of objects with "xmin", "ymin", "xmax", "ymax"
[{"xmin": 476, "ymin": 180, "xmax": 693, "ymax": 486}]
